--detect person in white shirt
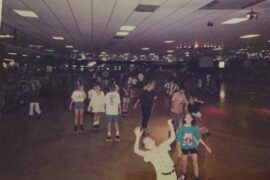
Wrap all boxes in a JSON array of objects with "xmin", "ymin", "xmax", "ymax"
[
  {"xmin": 134, "ymin": 119, "xmax": 177, "ymax": 180},
  {"xmin": 89, "ymin": 84, "xmax": 105, "ymax": 130},
  {"xmin": 104, "ymin": 85, "xmax": 121, "ymax": 142},
  {"xmin": 87, "ymin": 85, "xmax": 96, "ymax": 112},
  {"xmin": 69, "ymin": 84, "xmax": 86, "ymax": 134}
]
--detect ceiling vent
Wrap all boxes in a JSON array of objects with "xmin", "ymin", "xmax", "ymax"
[
  {"xmin": 201, "ymin": 0, "xmax": 265, "ymax": 9},
  {"xmin": 134, "ymin": 4, "xmax": 160, "ymax": 12}
]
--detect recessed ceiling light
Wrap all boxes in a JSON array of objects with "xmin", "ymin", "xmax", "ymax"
[
  {"xmin": 116, "ymin": 31, "xmax": 129, "ymax": 36},
  {"xmin": 22, "ymin": 54, "xmax": 28, "ymax": 57},
  {"xmin": 240, "ymin": 34, "xmax": 260, "ymax": 39},
  {"xmin": 164, "ymin": 40, "xmax": 175, "ymax": 44},
  {"xmin": 0, "ymin": 34, "xmax": 14, "ymax": 39},
  {"xmin": 221, "ymin": 17, "xmax": 249, "ymax": 25},
  {"xmin": 52, "ymin": 36, "xmax": 64, "ymax": 40},
  {"xmin": 29, "ymin": 44, "xmax": 43, "ymax": 48},
  {"xmin": 65, "ymin": 45, "xmax": 74, "ymax": 48},
  {"xmin": 120, "ymin": 26, "xmax": 136, "ymax": 31},
  {"xmin": 166, "ymin": 50, "xmax": 174, "ymax": 53},
  {"xmin": 8, "ymin": 52, "xmax": 17, "ymax": 56},
  {"xmin": 36, "ymin": 56, "xmax": 41, "ymax": 58},
  {"xmin": 13, "ymin": 10, "xmax": 39, "ymax": 18},
  {"xmin": 45, "ymin": 49, "xmax": 54, "ymax": 52},
  {"xmin": 142, "ymin": 47, "xmax": 150, "ymax": 51}
]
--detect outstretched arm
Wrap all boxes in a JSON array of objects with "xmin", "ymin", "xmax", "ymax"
[
  {"xmin": 133, "ymin": 99, "xmax": 140, "ymax": 109},
  {"xmin": 164, "ymin": 119, "xmax": 176, "ymax": 145},
  {"xmin": 197, "ymin": 139, "xmax": 212, "ymax": 154},
  {"xmin": 133, "ymin": 127, "xmax": 146, "ymax": 157}
]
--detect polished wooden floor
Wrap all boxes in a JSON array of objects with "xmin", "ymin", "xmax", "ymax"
[{"xmin": 1, "ymin": 82, "xmax": 270, "ymax": 180}]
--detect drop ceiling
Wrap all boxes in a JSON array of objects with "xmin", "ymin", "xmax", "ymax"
[{"xmin": 1, "ymin": 0, "xmax": 270, "ymax": 54}]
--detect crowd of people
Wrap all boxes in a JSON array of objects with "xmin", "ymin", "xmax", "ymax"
[{"xmin": 1, "ymin": 65, "xmax": 222, "ymax": 180}]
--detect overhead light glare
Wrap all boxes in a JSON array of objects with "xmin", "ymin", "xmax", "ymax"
[
  {"xmin": 13, "ymin": 10, "xmax": 39, "ymax": 18},
  {"xmin": 240, "ymin": 34, "xmax": 260, "ymax": 39},
  {"xmin": 221, "ymin": 17, "xmax": 249, "ymax": 25},
  {"xmin": 8, "ymin": 52, "xmax": 17, "ymax": 56},
  {"xmin": 116, "ymin": 31, "xmax": 129, "ymax": 36},
  {"xmin": 0, "ymin": 34, "xmax": 14, "ymax": 39},
  {"xmin": 164, "ymin": 40, "xmax": 175, "ymax": 44},
  {"xmin": 142, "ymin": 47, "xmax": 150, "ymax": 51},
  {"xmin": 65, "ymin": 45, "xmax": 74, "ymax": 48},
  {"xmin": 120, "ymin": 26, "xmax": 136, "ymax": 31},
  {"xmin": 52, "ymin": 36, "xmax": 64, "ymax": 40}
]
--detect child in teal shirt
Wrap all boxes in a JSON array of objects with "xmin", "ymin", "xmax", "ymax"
[{"xmin": 176, "ymin": 113, "xmax": 211, "ymax": 180}]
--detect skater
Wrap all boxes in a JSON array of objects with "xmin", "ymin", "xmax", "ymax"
[
  {"xmin": 69, "ymin": 84, "xmax": 86, "ymax": 134},
  {"xmin": 28, "ymin": 83, "xmax": 42, "ymax": 118},
  {"xmin": 104, "ymin": 85, "xmax": 121, "ymax": 142},
  {"xmin": 133, "ymin": 81, "xmax": 157, "ymax": 134},
  {"xmin": 133, "ymin": 119, "xmax": 177, "ymax": 180},
  {"xmin": 176, "ymin": 113, "xmax": 212, "ymax": 180},
  {"xmin": 187, "ymin": 96, "xmax": 210, "ymax": 136},
  {"xmin": 89, "ymin": 84, "xmax": 105, "ymax": 130},
  {"xmin": 171, "ymin": 88, "xmax": 188, "ymax": 130}
]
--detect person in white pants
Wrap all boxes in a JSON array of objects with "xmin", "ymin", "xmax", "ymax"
[{"xmin": 29, "ymin": 83, "xmax": 41, "ymax": 116}]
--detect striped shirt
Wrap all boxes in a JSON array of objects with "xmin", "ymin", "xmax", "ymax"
[{"xmin": 164, "ymin": 82, "xmax": 179, "ymax": 96}]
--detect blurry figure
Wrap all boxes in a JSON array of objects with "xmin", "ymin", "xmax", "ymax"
[
  {"xmin": 133, "ymin": 119, "xmax": 177, "ymax": 180},
  {"xmin": 122, "ymin": 79, "xmax": 132, "ymax": 116},
  {"xmin": 89, "ymin": 84, "xmax": 105, "ymax": 131},
  {"xmin": 171, "ymin": 88, "xmax": 188, "ymax": 130},
  {"xmin": 133, "ymin": 81, "xmax": 157, "ymax": 134},
  {"xmin": 187, "ymin": 97, "xmax": 210, "ymax": 136},
  {"xmin": 104, "ymin": 85, "xmax": 121, "ymax": 142},
  {"xmin": 164, "ymin": 79, "xmax": 179, "ymax": 114},
  {"xmin": 69, "ymin": 84, "xmax": 86, "ymax": 134},
  {"xmin": 28, "ymin": 83, "xmax": 42, "ymax": 117}
]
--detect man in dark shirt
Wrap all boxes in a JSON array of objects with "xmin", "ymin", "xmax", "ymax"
[{"xmin": 134, "ymin": 81, "xmax": 157, "ymax": 134}]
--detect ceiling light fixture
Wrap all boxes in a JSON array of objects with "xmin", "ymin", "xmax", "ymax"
[
  {"xmin": 52, "ymin": 36, "xmax": 64, "ymax": 40},
  {"xmin": 73, "ymin": 49, "xmax": 78, "ymax": 52},
  {"xmin": 65, "ymin": 45, "xmax": 74, "ymax": 48},
  {"xmin": 120, "ymin": 26, "xmax": 136, "ymax": 31},
  {"xmin": 240, "ymin": 34, "xmax": 260, "ymax": 39},
  {"xmin": 164, "ymin": 40, "xmax": 175, "ymax": 44},
  {"xmin": 29, "ymin": 44, "xmax": 43, "ymax": 48},
  {"xmin": 13, "ymin": 10, "xmax": 39, "ymax": 18},
  {"xmin": 22, "ymin": 54, "xmax": 28, "ymax": 57},
  {"xmin": 142, "ymin": 47, "xmax": 150, "ymax": 51},
  {"xmin": 116, "ymin": 31, "xmax": 129, "ymax": 36},
  {"xmin": 167, "ymin": 50, "xmax": 174, "ymax": 53},
  {"xmin": 221, "ymin": 17, "xmax": 249, "ymax": 24},
  {"xmin": 8, "ymin": 52, "xmax": 17, "ymax": 56},
  {"xmin": 0, "ymin": 34, "xmax": 14, "ymax": 39}
]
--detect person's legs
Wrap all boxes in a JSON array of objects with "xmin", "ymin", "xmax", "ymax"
[
  {"xmin": 141, "ymin": 107, "xmax": 151, "ymax": 131},
  {"xmin": 29, "ymin": 102, "xmax": 34, "ymax": 116},
  {"xmin": 78, "ymin": 109, "xmax": 84, "ymax": 133},
  {"xmin": 106, "ymin": 119, "xmax": 112, "ymax": 142},
  {"xmin": 34, "ymin": 102, "xmax": 42, "ymax": 115},
  {"xmin": 73, "ymin": 109, "xmax": 79, "ymax": 134},
  {"xmin": 114, "ymin": 120, "xmax": 120, "ymax": 141},
  {"xmin": 191, "ymin": 153, "xmax": 199, "ymax": 179}
]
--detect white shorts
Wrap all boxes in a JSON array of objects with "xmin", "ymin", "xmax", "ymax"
[{"xmin": 192, "ymin": 112, "xmax": 202, "ymax": 118}]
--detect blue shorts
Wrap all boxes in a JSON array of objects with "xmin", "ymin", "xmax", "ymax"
[
  {"xmin": 106, "ymin": 115, "xmax": 119, "ymax": 123},
  {"xmin": 182, "ymin": 148, "xmax": 197, "ymax": 155},
  {"xmin": 74, "ymin": 102, "xmax": 85, "ymax": 109}
]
